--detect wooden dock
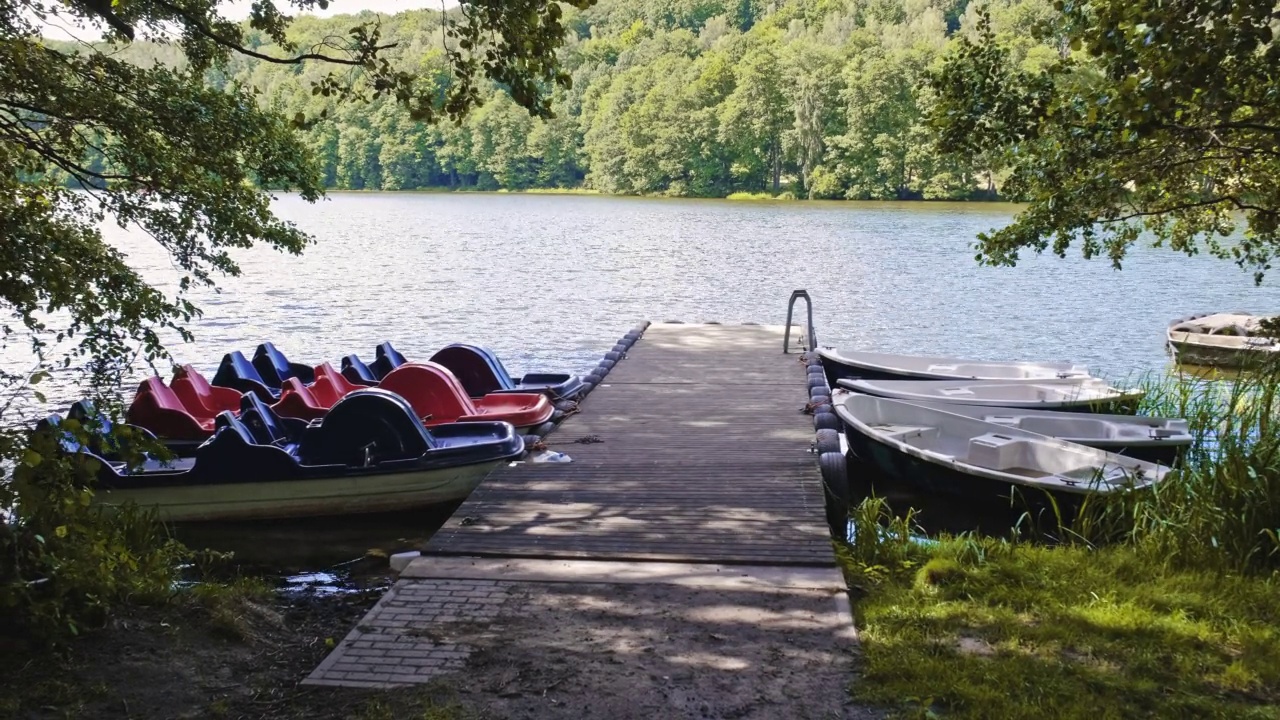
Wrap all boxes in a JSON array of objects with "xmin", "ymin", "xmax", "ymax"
[
  {"xmin": 306, "ymin": 324, "xmax": 858, "ymax": 716},
  {"xmin": 426, "ymin": 323, "xmax": 833, "ymax": 566}
]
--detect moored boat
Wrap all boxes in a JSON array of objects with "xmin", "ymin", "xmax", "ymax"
[
  {"xmin": 837, "ymin": 377, "xmax": 1143, "ymax": 414},
  {"xmin": 817, "ymin": 348, "xmax": 1090, "ymax": 387},
  {"xmin": 54, "ymin": 390, "xmax": 523, "ymax": 522},
  {"xmin": 833, "ymin": 392, "xmax": 1167, "ymax": 510},
  {"xmin": 1166, "ymin": 312, "xmax": 1280, "ymax": 369},
  {"xmin": 429, "ymin": 343, "xmax": 584, "ymax": 401},
  {"xmin": 855, "ymin": 393, "xmax": 1190, "ymax": 465}
]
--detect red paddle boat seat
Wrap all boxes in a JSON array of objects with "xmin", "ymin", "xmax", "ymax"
[
  {"xmin": 311, "ymin": 363, "xmax": 361, "ymax": 406},
  {"xmin": 269, "ymin": 363, "xmax": 362, "ymax": 422},
  {"xmin": 171, "ymin": 364, "xmax": 241, "ymax": 417},
  {"xmin": 272, "ymin": 378, "xmax": 329, "ymax": 421},
  {"xmin": 126, "ymin": 377, "xmax": 217, "ymax": 441},
  {"xmin": 378, "ymin": 362, "xmax": 554, "ymax": 431}
]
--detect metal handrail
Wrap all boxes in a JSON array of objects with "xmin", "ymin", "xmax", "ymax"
[{"xmin": 784, "ymin": 290, "xmax": 815, "ymax": 353}]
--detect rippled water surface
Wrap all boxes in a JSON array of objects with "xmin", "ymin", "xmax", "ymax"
[{"xmin": 14, "ymin": 192, "xmax": 1280, "ymax": 407}]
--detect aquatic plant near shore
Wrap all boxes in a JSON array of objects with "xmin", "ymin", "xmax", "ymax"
[{"xmin": 1093, "ymin": 370, "xmax": 1280, "ymax": 573}]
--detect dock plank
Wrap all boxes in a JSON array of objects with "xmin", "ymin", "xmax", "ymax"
[{"xmin": 425, "ymin": 324, "xmax": 834, "ymax": 567}]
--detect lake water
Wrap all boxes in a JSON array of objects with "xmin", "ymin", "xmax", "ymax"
[
  {"xmin": 10, "ymin": 192, "xmax": 1280, "ymax": 410},
  {"xmin": 8, "ymin": 192, "xmax": 1280, "ymax": 571}
]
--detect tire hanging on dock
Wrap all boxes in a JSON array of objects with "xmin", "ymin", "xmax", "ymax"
[{"xmin": 819, "ymin": 451, "xmax": 849, "ymax": 542}]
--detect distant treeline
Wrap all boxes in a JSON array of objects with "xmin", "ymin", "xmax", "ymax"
[{"xmin": 54, "ymin": 0, "xmax": 1058, "ymax": 199}]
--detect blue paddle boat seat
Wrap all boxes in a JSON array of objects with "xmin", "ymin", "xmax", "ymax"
[
  {"xmin": 428, "ymin": 343, "xmax": 584, "ymax": 401},
  {"xmin": 211, "ymin": 351, "xmax": 279, "ymax": 403},
  {"xmin": 341, "ymin": 354, "xmax": 379, "ymax": 386},
  {"xmin": 370, "ymin": 341, "xmax": 408, "ymax": 380},
  {"xmin": 252, "ymin": 342, "xmax": 316, "ymax": 388}
]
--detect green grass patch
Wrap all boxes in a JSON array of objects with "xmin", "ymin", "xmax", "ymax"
[
  {"xmin": 520, "ymin": 187, "xmax": 601, "ymax": 195},
  {"xmin": 844, "ymin": 524, "xmax": 1280, "ymax": 719},
  {"xmin": 725, "ymin": 191, "xmax": 797, "ymax": 200}
]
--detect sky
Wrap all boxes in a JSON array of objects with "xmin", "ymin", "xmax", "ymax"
[{"xmin": 41, "ymin": 0, "xmax": 455, "ymax": 41}]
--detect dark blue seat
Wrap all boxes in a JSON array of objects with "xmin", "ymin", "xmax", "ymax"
[
  {"xmin": 191, "ymin": 411, "xmax": 301, "ymax": 482},
  {"xmin": 341, "ymin": 354, "xmax": 379, "ymax": 386},
  {"xmin": 62, "ymin": 399, "xmax": 161, "ymax": 458},
  {"xmin": 252, "ymin": 342, "xmax": 316, "ymax": 388},
  {"xmin": 429, "ymin": 343, "xmax": 584, "ymax": 401},
  {"xmin": 299, "ymin": 389, "xmax": 434, "ymax": 467},
  {"xmin": 211, "ymin": 351, "xmax": 279, "ymax": 402},
  {"xmin": 370, "ymin": 341, "xmax": 408, "ymax": 380},
  {"xmin": 237, "ymin": 392, "xmax": 305, "ymax": 448}
]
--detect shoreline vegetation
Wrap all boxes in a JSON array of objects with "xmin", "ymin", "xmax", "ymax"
[{"xmin": 4, "ymin": 367, "xmax": 1278, "ymax": 718}]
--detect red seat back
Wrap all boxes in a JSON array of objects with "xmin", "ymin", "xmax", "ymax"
[
  {"xmin": 311, "ymin": 363, "xmax": 359, "ymax": 407},
  {"xmin": 271, "ymin": 377, "xmax": 329, "ymax": 421},
  {"xmin": 172, "ymin": 364, "xmax": 241, "ymax": 416},
  {"xmin": 126, "ymin": 377, "xmax": 213, "ymax": 440},
  {"xmin": 377, "ymin": 362, "xmax": 478, "ymax": 422}
]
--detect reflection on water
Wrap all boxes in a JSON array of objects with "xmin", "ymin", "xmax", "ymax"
[{"xmin": 171, "ymin": 502, "xmax": 461, "ymax": 579}]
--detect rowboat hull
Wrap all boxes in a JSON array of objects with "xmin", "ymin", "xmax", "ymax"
[
  {"xmin": 92, "ymin": 460, "xmax": 497, "ymax": 523},
  {"xmin": 837, "ymin": 377, "xmax": 1144, "ymax": 415},
  {"xmin": 834, "ymin": 393, "xmax": 1165, "ymax": 515},
  {"xmin": 1166, "ymin": 312, "xmax": 1280, "ymax": 370},
  {"xmin": 818, "ymin": 348, "xmax": 1089, "ymax": 387}
]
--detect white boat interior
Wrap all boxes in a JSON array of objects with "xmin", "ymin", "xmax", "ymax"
[
  {"xmin": 834, "ymin": 393, "xmax": 1166, "ymax": 494},
  {"xmin": 1168, "ymin": 313, "xmax": 1280, "ymax": 348},
  {"xmin": 836, "ymin": 377, "xmax": 1141, "ymax": 409},
  {"xmin": 820, "ymin": 348, "xmax": 1090, "ymax": 380},
  {"xmin": 882, "ymin": 396, "xmax": 1190, "ymax": 445}
]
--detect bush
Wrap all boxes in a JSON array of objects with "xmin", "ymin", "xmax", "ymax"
[{"xmin": 0, "ymin": 421, "xmax": 187, "ymax": 642}]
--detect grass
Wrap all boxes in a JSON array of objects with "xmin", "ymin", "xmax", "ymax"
[
  {"xmin": 844, "ymin": 529, "xmax": 1280, "ymax": 719},
  {"xmin": 843, "ymin": 368, "xmax": 1280, "ymax": 718},
  {"xmin": 725, "ymin": 191, "xmax": 797, "ymax": 200}
]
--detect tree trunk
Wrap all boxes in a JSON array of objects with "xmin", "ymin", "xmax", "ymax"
[{"xmin": 771, "ymin": 140, "xmax": 781, "ymax": 193}]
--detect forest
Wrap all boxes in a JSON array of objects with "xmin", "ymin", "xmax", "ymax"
[{"xmin": 54, "ymin": 0, "xmax": 1058, "ymax": 199}]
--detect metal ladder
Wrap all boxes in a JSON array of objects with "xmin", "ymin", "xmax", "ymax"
[{"xmin": 783, "ymin": 290, "xmax": 816, "ymax": 353}]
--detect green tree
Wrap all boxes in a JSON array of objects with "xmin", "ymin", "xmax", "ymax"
[
  {"xmin": 932, "ymin": 3, "xmax": 1280, "ymax": 282},
  {"xmin": 719, "ymin": 35, "xmax": 788, "ymax": 191},
  {"xmin": 1, "ymin": 0, "xmax": 592, "ymax": 639}
]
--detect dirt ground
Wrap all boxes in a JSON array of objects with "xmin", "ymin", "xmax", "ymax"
[
  {"xmin": 1, "ymin": 577, "xmax": 882, "ymax": 720},
  {"xmin": 436, "ymin": 580, "xmax": 884, "ymax": 720},
  {"xmin": 0, "ymin": 585, "xmax": 407, "ymax": 720}
]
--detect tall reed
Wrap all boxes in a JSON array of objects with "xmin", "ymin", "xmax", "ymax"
[{"xmin": 1095, "ymin": 368, "xmax": 1280, "ymax": 573}]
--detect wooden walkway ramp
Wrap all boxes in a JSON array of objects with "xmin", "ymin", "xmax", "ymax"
[
  {"xmin": 426, "ymin": 323, "xmax": 833, "ymax": 566},
  {"xmin": 307, "ymin": 324, "xmax": 859, "ymax": 717}
]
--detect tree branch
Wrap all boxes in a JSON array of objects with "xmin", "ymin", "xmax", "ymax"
[{"xmin": 149, "ymin": 0, "xmax": 398, "ymax": 66}]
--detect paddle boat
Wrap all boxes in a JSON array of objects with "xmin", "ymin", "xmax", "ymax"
[
  {"xmin": 342, "ymin": 341, "xmax": 584, "ymax": 402},
  {"xmin": 833, "ymin": 392, "xmax": 1167, "ymax": 511},
  {"xmin": 817, "ymin": 348, "xmax": 1091, "ymax": 387},
  {"xmin": 848, "ymin": 392, "xmax": 1190, "ymax": 464},
  {"xmin": 128, "ymin": 363, "xmax": 343, "ymax": 442},
  {"xmin": 1166, "ymin": 312, "xmax": 1280, "ymax": 369},
  {"xmin": 55, "ymin": 390, "xmax": 524, "ymax": 522},
  {"xmin": 429, "ymin": 344, "xmax": 584, "ymax": 401},
  {"xmin": 837, "ymin": 377, "xmax": 1143, "ymax": 414},
  {"xmin": 357, "ymin": 362, "xmax": 553, "ymax": 432}
]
